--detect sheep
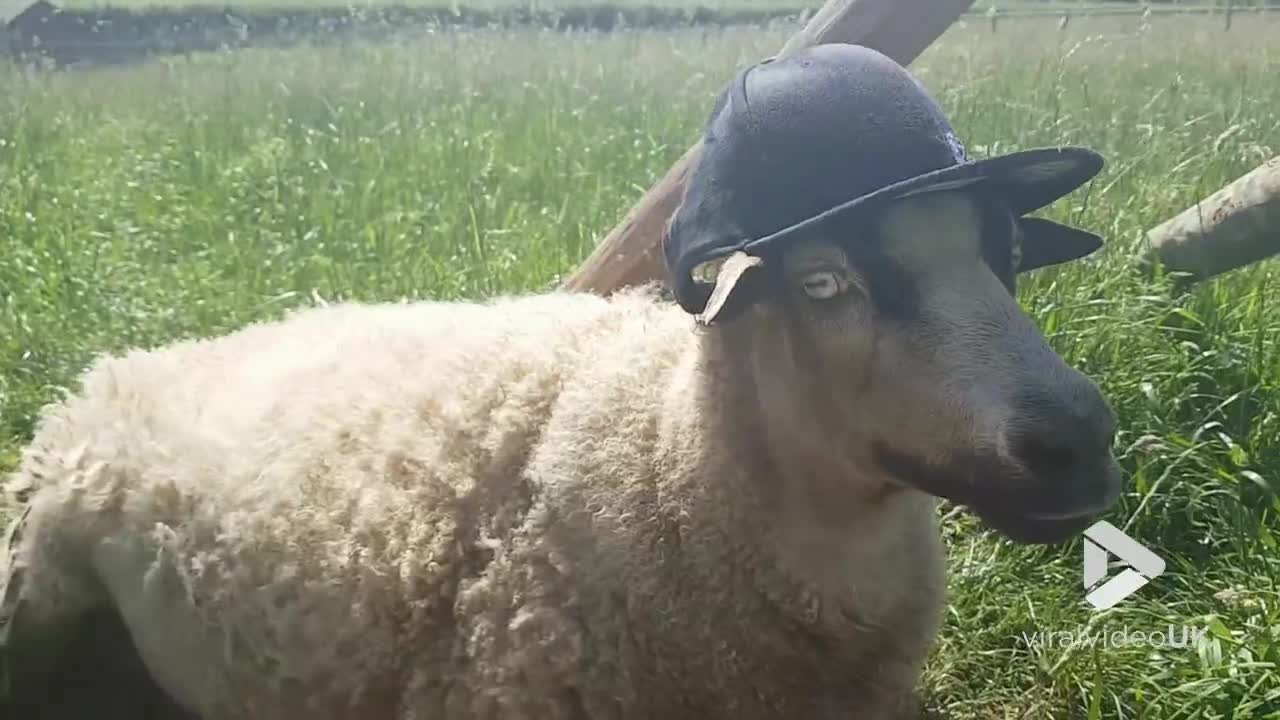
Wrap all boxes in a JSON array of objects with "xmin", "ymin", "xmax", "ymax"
[
  {"xmin": 0, "ymin": 186, "xmax": 1122, "ymax": 720},
  {"xmin": 3, "ymin": 43, "xmax": 1124, "ymax": 720}
]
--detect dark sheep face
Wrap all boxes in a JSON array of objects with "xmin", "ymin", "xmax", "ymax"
[{"xmin": 696, "ymin": 190, "xmax": 1121, "ymax": 544}]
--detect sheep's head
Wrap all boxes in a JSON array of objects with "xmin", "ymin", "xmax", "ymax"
[{"xmin": 695, "ymin": 189, "xmax": 1121, "ymax": 544}]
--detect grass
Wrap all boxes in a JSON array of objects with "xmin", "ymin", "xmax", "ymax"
[
  {"xmin": 6, "ymin": 0, "xmax": 1205, "ymax": 12},
  {"xmin": 2, "ymin": 12, "xmax": 1280, "ymax": 719}
]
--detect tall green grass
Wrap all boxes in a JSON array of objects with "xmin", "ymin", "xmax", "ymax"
[
  {"xmin": 1, "ymin": 14, "xmax": 1279, "ymax": 719},
  {"xmin": 38, "ymin": 0, "xmax": 1114, "ymax": 10}
]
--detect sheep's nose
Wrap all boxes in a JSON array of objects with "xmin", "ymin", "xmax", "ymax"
[{"xmin": 1002, "ymin": 380, "xmax": 1121, "ymax": 516}]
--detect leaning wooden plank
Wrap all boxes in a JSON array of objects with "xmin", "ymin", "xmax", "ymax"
[
  {"xmin": 560, "ymin": 0, "xmax": 978, "ymax": 295},
  {"xmin": 1141, "ymin": 156, "xmax": 1280, "ymax": 283}
]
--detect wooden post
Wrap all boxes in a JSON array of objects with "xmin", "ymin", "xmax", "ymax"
[
  {"xmin": 559, "ymin": 0, "xmax": 977, "ymax": 295},
  {"xmin": 1225, "ymin": 0, "xmax": 1234, "ymax": 29},
  {"xmin": 1141, "ymin": 157, "xmax": 1280, "ymax": 283}
]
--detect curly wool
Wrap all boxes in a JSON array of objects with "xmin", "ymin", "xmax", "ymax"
[{"xmin": 3, "ymin": 285, "xmax": 944, "ymax": 720}]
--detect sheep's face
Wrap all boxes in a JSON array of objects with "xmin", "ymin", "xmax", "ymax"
[{"xmin": 713, "ymin": 190, "xmax": 1121, "ymax": 544}]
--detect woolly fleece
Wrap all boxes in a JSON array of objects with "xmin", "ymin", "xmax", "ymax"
[{"xmin": 2, "ymin": 286, "xmax": 944, "ymax": 720}]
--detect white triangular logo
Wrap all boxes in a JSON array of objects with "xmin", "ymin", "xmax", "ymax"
[{"xmin": 1082, "ymin": 520, "xmax": 1166, "ymax": 611}]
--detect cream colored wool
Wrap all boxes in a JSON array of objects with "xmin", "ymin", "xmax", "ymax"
[{"xmin": 3, "ymin": 286, "xmax": 943, "ymax": 720}]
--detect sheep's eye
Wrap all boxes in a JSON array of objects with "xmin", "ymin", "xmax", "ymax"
[{"xmin": 800, "ymin": 271, "xmax": 842, "ymax": 300}]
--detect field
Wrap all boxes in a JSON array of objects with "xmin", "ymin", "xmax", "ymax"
[
  {"xmin": 2, "ymin": 10, "xmax": 1280, "ymax": 719},
  {"xmin": 21, "ymin": 0, "xmax": 1130, "ymax": 10}
]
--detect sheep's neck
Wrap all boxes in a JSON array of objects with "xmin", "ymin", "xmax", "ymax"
[{"xmin": 667, "ymin": 328, "xmax": 930, "ymax": 637}]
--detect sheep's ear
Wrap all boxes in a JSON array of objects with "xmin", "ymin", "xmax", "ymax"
[
  {"xmin": 695, "ymin": 251, "xmax": 765, "ymax": 326},
  {"xmin": 1016, "ymin": 217, "xmax": 1103, "ymax": 273}
]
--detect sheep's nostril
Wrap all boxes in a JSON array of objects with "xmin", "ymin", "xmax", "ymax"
[
  {"xmin": 1007, "ymin": 381, "xmax": 1116, "ymax": 478},
  {"xmin": 1015, "ymin": 433, "xmax": 1080, "ymax": 478}
]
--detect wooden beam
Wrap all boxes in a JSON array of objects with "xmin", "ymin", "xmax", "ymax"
[
  {"xmin": 560, "ymin": 0, "xmax": 978, "ymax": 295},
  {"xmin": 1141, "ymin": 156, "xmax": 1280, "ymax": 283}
]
